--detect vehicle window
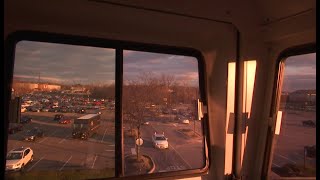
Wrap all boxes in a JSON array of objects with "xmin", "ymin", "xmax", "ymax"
[
  {"xmin": 270, "ymin": 53, "xmax": 316, "ymax": 178},
  {"xmin": 155, "ymin": 137, "xmax": 166, "ymax": 141},
  {"xmin": 25, "ymin": 149, "xmax": 30, "ymax": 155},
  {"xmin": 7, "ymin": 153, "xmax": 23, "ymax": 160},
  {"xmin": 123, "ymin": 50, "xmax": 205, "ymax": 176},
  {"xmin": 6, "ymin": 41, "xmax": 115, "ymax": 179}
]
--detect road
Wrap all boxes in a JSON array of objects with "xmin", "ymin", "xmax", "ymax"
[
  {"xmin": 6, "ymin": 110, "xmax": 207, "ymax": 177},
  {"xmin": 124, "ymin": 120, "xmax": 205, "ymax": 174}
]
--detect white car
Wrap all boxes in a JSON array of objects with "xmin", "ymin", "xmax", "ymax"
[
  {"xmin": 182, "ymin": 119, "xmax": 190, "ymax": 124},
  {"xmin": 6, "ymin": 147, "xmax": 34, "ymax": 171},
  {"xmin": 152, "ymin": 132, "xmax": 169, "ymax": 149},
  {"xmin": 21, "ymin": 107, "xmax": 27, "ymax": 113}
]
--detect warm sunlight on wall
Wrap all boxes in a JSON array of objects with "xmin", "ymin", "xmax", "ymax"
[
  {"xmin": 225, "ymin": 62, "xmax": 235, "ymax": 174},
  {"xmin": 241, "ymin": 60, "xmax": 256, "ymax": 166}
]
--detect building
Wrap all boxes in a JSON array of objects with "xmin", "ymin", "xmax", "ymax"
[{"xmin": 12, "ymin": 81, "xmax": 61, "ymax": 94}]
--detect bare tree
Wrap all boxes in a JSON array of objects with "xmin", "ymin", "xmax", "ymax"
[{"xmin": 123, "ymin": 72, "xmax": 199, "ymax": 160}]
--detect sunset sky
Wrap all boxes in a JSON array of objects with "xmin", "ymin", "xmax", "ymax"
[
  {"xmin": 14, "ymin": 41, "xmax": 199, "ymax": 86},
  {"xmin": 13, "ymin": 41, "xmax": 315, "ymax": 91},
  {"xmin": 282, "ymin": 53, "xmax": 316, "ymax": 92}
]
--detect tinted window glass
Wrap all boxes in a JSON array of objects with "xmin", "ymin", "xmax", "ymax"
[
  {"xmin": 270, "ymin": 53, "xmax": 316, "ymax": 178},
  {"xmin": 123, "ymin": 50, "xmax": 204, "ymax": 176},
  {"xmin": 6, "ymin": 41, "xmax": 115, "ymax": 179}
]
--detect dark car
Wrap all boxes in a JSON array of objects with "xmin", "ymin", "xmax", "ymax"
[
  {"xmin": 49, "ymin": 107, "xmax": 60, "ymax": 112},
  {"xmin": 24, "ymin": 128, "xmax": 44, "ymax": 141},
  {"xmin": 58, "ymin": 117, "xmax": 72, "ymax": 124},
  {"xmin": 302, "ymin": 120, "xmax": 316, "ymax": 127},
  {"xmin": 59, "ymin": 107, "xmax": 68, "ymax": 113},
  {"xmin": 20, "ymin": 116, "xmax": 32, "ymax": 124},
  {"xmin": 75, "ymin": 108, "xmax": 86, "ymax": 114},
  {"xmin": 8, "ymin": 123, "xmax": 23, "ymax": 134},
  {"xmin": 305, "ymin": 145, "xmax": 316, "ymax": 158},
  {"xmin": 53, "ymin": 114, "xmax": 64, "ymax": 121}
]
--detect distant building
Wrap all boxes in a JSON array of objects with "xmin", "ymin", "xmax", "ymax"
[
  {"xmin": 12, "ymin": 81, "xmax": 61, "ymax": 93},
  {"xmin": 38, "ymin": 83, "xmax": 61, "ymax": 91},
  {"xmin": 289, "ymin": 90, "xmax": 316, "ymax": 103},
  {"xmin": 71, "ymin": 84, "xmax": 86, "ymax": 93},
  {"xmin": 68, "ymin": 84, "xmax": 90, "ymax": 95}
]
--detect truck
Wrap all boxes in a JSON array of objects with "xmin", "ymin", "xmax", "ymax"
[{"xmin": 72, "ymin": 114, "xmax": 101, "ymax": 139}]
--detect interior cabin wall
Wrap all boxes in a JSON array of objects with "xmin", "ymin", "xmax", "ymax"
[{"xmin": 4, "ymin": 1, "xmax": 316, "ymax": 180}]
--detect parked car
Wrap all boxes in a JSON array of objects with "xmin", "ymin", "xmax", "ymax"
[
  {"xmin": 75, "ymin": 108, "xmax": 86, "ymax": 114},
  {"xmin": 53, "ymin": 114, "xmax": 64, "ymax": 121},
  {"xmin": 20, "ymin": 107, "xmax": 27, "ymax": 113},
  {"xmin": 59, "ymin": 107, "xmax": 68, "ymax": 113},
  {"xmin": 181, "ymin": 119, "xmax": 190, "ymax": 124},
  {"xmin": 24, "ymin": 128, "xmax": 44, "ymax": 141},
  {"xmin": 49, "ymin": 107, "xmax": 60, "ymax": 112},
  {"xmin": 20, "ymin": 116, "xmax": 32, "ymax": 124},
  {"xmin": 152, "ymin": 132, "xmax": 169, "ymax": 149},
  {"xmin": 59, "ymin": 117, "xmax": 72, "ymax": 124},
  {"xmin": 30, "ymin": 106, "xmax": 41, "ymax": 112},
  {"xmin": 302, "ymin": 120, "xmax": 316, "ymax": 127},
  {"xmin": 8, "ymin": 123, "xmax": 23, "ymax": 134},
  {"xmin": 305, "ymin": 145, "xmax": 316, "ymax": 158},
  {"xmin": 6, "ymin": 147, "xmax": 34, "ymax": 171},
  {"xmin": 41, "ymin": 107, "xmax": 50, "ymax": 112}
]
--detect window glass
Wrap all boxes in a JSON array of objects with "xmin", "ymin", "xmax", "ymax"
[
  {"xmin": 123, "ymin": 50, "xmax": 204, "ymax": 176},
  {"xmin": 6, "ymin": 41, "xmax": 115, "ymax": 179},
  {"xmin": 270, "ymin": 53, "xmax": 316, "ymax": 178}
]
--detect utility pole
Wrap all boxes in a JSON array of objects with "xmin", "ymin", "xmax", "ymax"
[{"xmin": 38, "ymin": 72, "xmax": 41, "ymax": 91}]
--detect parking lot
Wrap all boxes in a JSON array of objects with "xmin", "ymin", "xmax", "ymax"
[
  {"xmin": 271, "ymin": 110, "xmax": 316, "ymax": 177},
  {"xmin": 6, "ymin": 110, "xmax": 115, "ymax": 179}
]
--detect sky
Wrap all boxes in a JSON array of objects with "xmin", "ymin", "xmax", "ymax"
[
  {"xmin": 13, "ymin": 41, "xmax": 199, "ymax": 86},
  {"xmin": 13, "ymin": 41, "xmax": 315, "ymax": 91},
  {"xmin": 282, "ymin": 53, "xmax": 316, "ymax": 92}
]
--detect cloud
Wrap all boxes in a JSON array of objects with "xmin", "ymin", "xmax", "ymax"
[
  {"xmin": 14, "ymin": 74, "xmax": 65, "ymax": 83},
  {"xmin": 14, "ymin": 41, "xmax": 116, "ymax": 85},
  {"xmin": 282, "ymin": 53, "xmax": 316, "ymax": 92},
  {"xmin": 14, "ymin": 41, "xmax": 200, "ymax": 86}
]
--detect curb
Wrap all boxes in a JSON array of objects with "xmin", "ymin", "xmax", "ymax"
[
  {"xmin": 124, "ymin": 154, "xmax": 156, "ymax": 174},
  {"xmin": 145, "ymin": 155, "xmax": 156, "ymax": 174}
]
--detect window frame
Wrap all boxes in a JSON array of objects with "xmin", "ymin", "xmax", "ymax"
[
  {"xmin": 261, "ymin": 43, "xmax": 316, "ymax": 179},
  {"xmin": 3, "ymin": 30, "xmax": 210, "ymax": 180}
]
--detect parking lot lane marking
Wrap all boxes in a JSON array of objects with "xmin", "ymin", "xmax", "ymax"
[
  {"xmin": 27, "ymin": 156, "xmax": 44, "ymax": 172},
  {"xmin": 275, "ymin": 153, "xmax": 296, "ymax": 164},
  {"xmin": 108, "ymin": 144, "xmax": 115, "ymax": 147},
  {"xmin": 101, "ymin": 128, "xmax": 108, "ymax": 143},
  {"xmin": 168, "ymin": 144, "xmax": 192, "ymax": 169},
  {"xmin": 59, "ymin": 135, "xmax": 69, "ymax": 144},
  {"xmin": 293, "ymin": 152, "xmax": 304, "ymax": 159},
  {"xmin": 105, "ymin": 150, "xmax": 115, "ymax": 152},
  {"xmin": 39, "ymin": 129, "xmax": 59, "ymax": 144},
  {"xmin": 59, "ymin": 138, "xmax": 66, "ymax": 144},
  {"xmin": 272, "ymin": 163, "xmax": 280, "ymax": 167},
  {"xmin": 38, "ymin": 137, "xmax": 48, "ymax": 143},
  {"xmin": 91, "ymin": 154, "xmax": 98, "ymax": 169},
  {"xmin": 59, "ymin": 156, "xmax": 72, "ymax": 171}
]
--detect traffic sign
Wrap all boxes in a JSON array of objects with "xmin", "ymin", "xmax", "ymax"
[{"xmin": 136, "ymin": 138, "xmax": 143, "ymax": 146}]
